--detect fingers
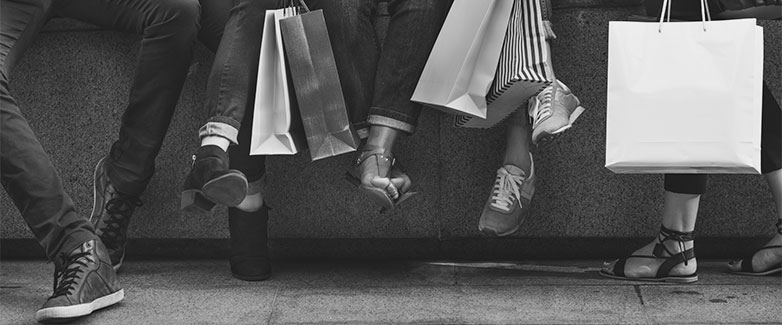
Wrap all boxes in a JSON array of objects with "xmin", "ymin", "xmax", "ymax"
[{"xmin": 370, "ymin": 176, "xmax": 399, "ymax": 200}]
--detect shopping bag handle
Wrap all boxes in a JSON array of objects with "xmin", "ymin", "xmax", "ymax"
[
  {"xmin": 658, "ymin": 0, "xmax": 712, "ymax": 32},
  {"xmin": 283, "ymin": 0, "xmax": 310, "ymax": 14}
]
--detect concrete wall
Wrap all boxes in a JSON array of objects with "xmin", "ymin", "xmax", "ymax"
[{"xmin": 2, "ymin": 1, "xmax": 781, "ymax": 258}]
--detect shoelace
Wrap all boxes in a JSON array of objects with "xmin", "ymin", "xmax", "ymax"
[
  {"xmin": 656, "ymin": 226, "xmax": 695, "ymax": 266},
  {"xmin": 50, "ymin": 251, "xmax": 91, "ymax": 298},
  {"xmin": 101, "ymin": 194, "xmax": 142, "ymax": 243},
  {"xmin": 489, "ymin": 168, "xmax": 525, "ymax": 212},
  {"xmin": 529, "ymin": 85, "xmax": 554, "ymax": 127}
]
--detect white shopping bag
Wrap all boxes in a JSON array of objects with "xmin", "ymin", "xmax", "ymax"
[
  {"xmin": 411, "ymin": 0, "xmax": 514, "ymax": 119},
  {"xmin": 250, "ymin": 9, "xmax": 306, "ymax": 156},
  {"xmin": 605, "ymin": 16, "xmax": 764, "ymax": 174},
  {"xmin": 455, "ymin": 0, "xmax": 555, "ymax": 129}
]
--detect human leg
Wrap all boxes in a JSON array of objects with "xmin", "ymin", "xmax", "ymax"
[
  {"xmin": 350, "ymin": 0, "xmax": 450, "ymax": 210},
  {"xmin": 0, "ymin": 0, "xmax": 95, "ymax": 263},
  {"xmin": 478, "ymin": 109, "xmax": 535, "ymax": 236},
  {"xmin": 0, "ymin": 1, "xmax": 122, "ymax": 319},
  {"xmin": 182, "ymin": 0, "xmax": 283, "ymax": 211},
  {"xmin": 600, "ymin": 174, "xmax": 705, "ymax": 282},
  {"xmin": 227, "ymin": 105, "xmax": 270, "ymax": 281},
  {"xmin": 727, "ymin": 81, "xmax": 782, "ymax": 275},
  {"xmin": 52, "ymin": 0, "xmax": 202, "ymax": 269}
]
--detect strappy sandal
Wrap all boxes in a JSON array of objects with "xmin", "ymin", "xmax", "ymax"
[
  {"xmin": 345, "ymin": 147, "xmax": 417, "ymax": 212},
  {"xmin": 600, "ymin": 226, "xmax": 698, "ymax": 283},
  {"xmin": 729, "ymin": 219, "xmax": 782, "ymax": 276}
]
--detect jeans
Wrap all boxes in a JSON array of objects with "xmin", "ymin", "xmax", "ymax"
[
  {"xmin": 52, "ymin": 0, "xmax": 201, "ymax": 196},
  {"xmin": 307, "ymin": 0, "xmax": 450, "ymax": 135},
  {"xmin": 0, "ymin": 0, "xmax": 200, "ymax": 259},
  {"xmin": 665, "ymin": 82, "xmax": 782, "ymax": 195},
  {"xmin": 197, "ymin": 0, "xmax": 284, "ymax": 181},
  {"xmin": 1, "ymin": 0, "xmax": 96, "ymax": 260}
]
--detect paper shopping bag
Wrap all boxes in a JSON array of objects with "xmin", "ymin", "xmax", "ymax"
[
  {"xmin": 455, "ymin": 0, "xmax": 556, "ymax": 129},
  {"xmin": 605, "ymin": 18, "xmax": 763, "ymax": 173},
  {"xmin": 280, "ymin": 7, "xmax": 359, "ymax": 161},
  {"xmin": 250, "ymin": 9, "xmax": 307, "ymax": 156},
  {"xmin": 411, "ymin": 0, "xmax": 514, "ymax": 119}
]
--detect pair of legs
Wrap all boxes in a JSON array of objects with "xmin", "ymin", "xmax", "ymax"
[
  {"xmin": 0, "ymin": 0, "xmax": 203, "ymax": 319},
  {"xmin": 476, "ymin": 0, "xmax": 585, "ymax": 236},
  {"xmin": 602, "ymin": 82, "xmax": 782, "ymax": 281},
  {"xmin": 306, "ymin": 0, "xmax": 450, "ymax": 210},
  {"xmin": 181, "ymin": 0, "xmax": 286, "ymax": 280}
]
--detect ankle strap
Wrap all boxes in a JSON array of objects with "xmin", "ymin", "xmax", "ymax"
[
  {"xmin": 356, "ymin": 146, "xmax": 394, "ymax": 166},
  {"xmin": 659, "ymin": 226, "xmax": 694, "ymax": 242},
  {"xmin": 654, "ymin": 226, "xmax": 695, "ymax": 266}
]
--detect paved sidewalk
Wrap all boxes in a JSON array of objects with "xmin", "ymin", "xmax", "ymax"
[{"xmin": 1, "ymin": 259, "xmax": 780, "ymax": 324}]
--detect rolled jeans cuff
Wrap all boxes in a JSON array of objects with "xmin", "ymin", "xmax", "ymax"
[
  {"xmin": 367, "ymin": 115, "xmax": 415, "ymax": 134},
  {"xmin": 199, "ymin": 118, "xmax": 240, "ymax": 145}
]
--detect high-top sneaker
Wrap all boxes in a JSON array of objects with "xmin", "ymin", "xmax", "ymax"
[
  {"xmin": 91, "ymin": 157, "xmax": 142, "ymax": 271},
  {"xmin": 35, "ymin": 240, "xmax": 124, "ymax": 323}
]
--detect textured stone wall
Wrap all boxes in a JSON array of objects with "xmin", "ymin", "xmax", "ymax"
[{"xmin": 2, "ymin": 1, "xmax": 780, "ymax": 246}]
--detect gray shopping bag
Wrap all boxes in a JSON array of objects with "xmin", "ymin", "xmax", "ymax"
[{"xmin": 279, "ymin": 4, "xmax": 359, "ymax": 161}]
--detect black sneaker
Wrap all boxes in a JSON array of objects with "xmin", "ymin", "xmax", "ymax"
[
  {"xmin": 35, "ymin": 240, "xmax": 124, "ymax": 323},
  {"xmin": 90, "ymin": 157, "xmax": 142, "ymax": 271},
  {"xmin": 181, "ymin": 145, "xmax": 247, "ymax": 212}
]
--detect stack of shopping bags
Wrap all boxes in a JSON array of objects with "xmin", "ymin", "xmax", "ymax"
[
  {"xmin": 250, "ymin": 1, "xmax": 359, "ymax": 161},
  {"xmin": 604, "ymin": 0, "xmax": 764, "ymax": 174},
  {"xmin": 412, "ymin": 0, "xmax": 556, "ymax": 129}
]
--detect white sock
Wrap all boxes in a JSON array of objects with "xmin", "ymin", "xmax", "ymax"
[{"xmin": 201, "ymin": 136, "xmax": 230, "ymax": 152}]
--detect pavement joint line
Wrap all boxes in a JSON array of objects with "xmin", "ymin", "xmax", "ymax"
[
  {"xmin": 266, "ymin": 286, "xmax": 281, "ymax": 325},
  {"xmin": 633, "ymin": 285, "xmax": 645, "ymax": 305}
]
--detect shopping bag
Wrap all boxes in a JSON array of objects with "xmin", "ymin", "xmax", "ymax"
[
  {"xmin": 605, "ymin": 12, "xmax": 763, "ymax": 173},
  {"xmin": 279, "ymin": 4, "xmax": 359, "ymax": 161},
  {"xmin": 410, "ymin": 0, "xmax": 514, "ymax": 119},
  {"xmin": 250, "ymin": 8, "xmax": 307, "ymax": 156},
  {"xmin": 455, "ymin": 0, "xmax": 556, "ymax": 129}
]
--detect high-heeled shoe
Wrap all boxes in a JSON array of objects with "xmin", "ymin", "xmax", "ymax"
[
  {"xmin": 345, "ymin": 146, "xmax": 417, "ymax": 212},
  {"xmin": 181, "ymin": 145, "xmax": 247, "ymax": 213}
]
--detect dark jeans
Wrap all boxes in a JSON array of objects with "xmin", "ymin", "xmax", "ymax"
[
  {"xmin": 53, "ymin": 0, "xmax": 202, "ymax": 196},
  {"xmin": 197, "ymin": 0, "xmax": 283, "ymax": 181},
  {"xmin": 0, "ymin": 0, "xmax": 199, "ymax": 259},
  {"xmin": 665, "ymin": 82, "xmax": 782, "ymax": 194},
  {"xmin": 1, "ymin": 0, "xmax": 94, "ymax": 260},
  {"xmin": 307, "ymin": 0, "xmax": 450, "ymax": 135}
]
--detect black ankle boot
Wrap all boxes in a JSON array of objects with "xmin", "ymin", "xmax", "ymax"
[
  {"xmin": 228, "ymin": 205, "xmax": 271, "ymax": 281},
  {"xmin": 181, "ymin": 145, "xmax": 248, "ymax": 211}
]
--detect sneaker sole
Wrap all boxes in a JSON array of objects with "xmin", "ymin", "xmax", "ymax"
[
  {"xmin": 35, "ymin": 289, "xmax": 124, "ymax": 323},
  {"xmin": 478, "ymin": 222, "xmax": 522, "ymax": 237},
  {"xmin": 534, "ymin": 105, "xmax": 586, "ymax": 148}
]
